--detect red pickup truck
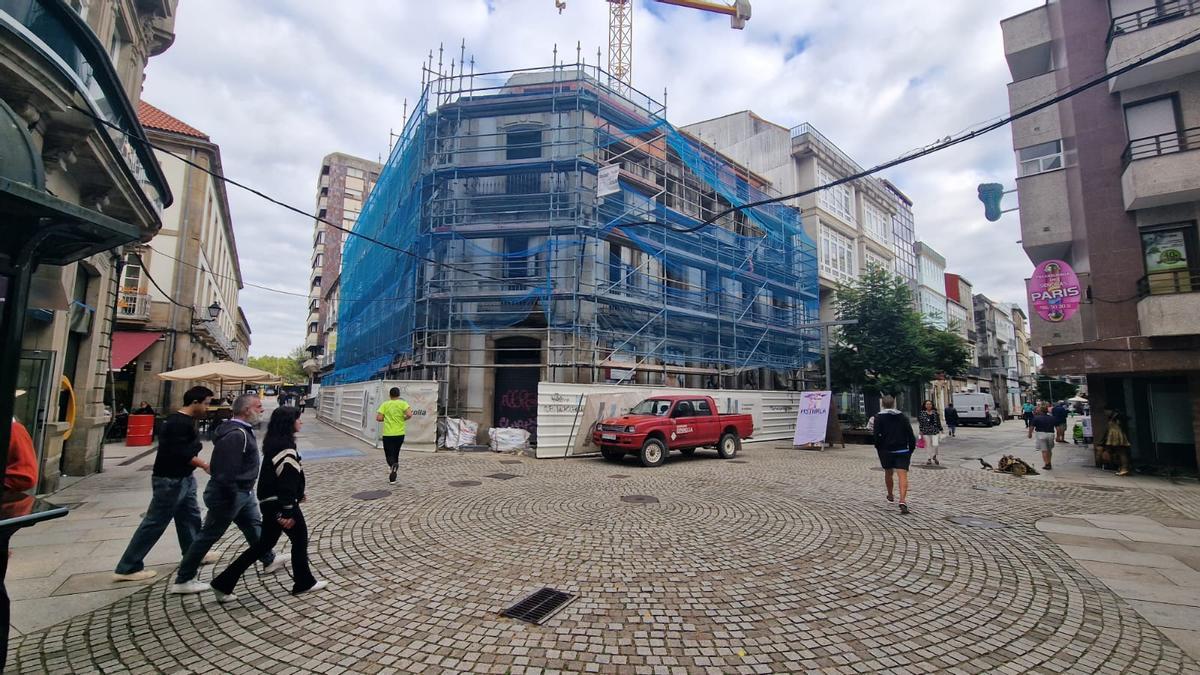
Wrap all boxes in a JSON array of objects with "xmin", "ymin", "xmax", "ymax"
[{"xmin": 592, "ymin": 395, "xmax": 755, "ymax": 467}]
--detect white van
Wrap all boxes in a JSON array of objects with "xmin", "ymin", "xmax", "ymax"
[{"xmin": 953, "ymin": 393, "xmax": 1000, "ymax": 427}]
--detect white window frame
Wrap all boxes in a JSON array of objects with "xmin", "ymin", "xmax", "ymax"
[
  {"xmin": 863, "ymin": 203, "xmax": 891, "ymax": 246},
  {"xmin": 817, "ymin": 166, "xmax": 855, "ymax": 225},
  {"xmin": 1018, "ymin": 140, "xmax": 1063, "ymax": 176},
  {"xmin": 819, "ymin": 220, "xmax": 857, "ymax": 284}
]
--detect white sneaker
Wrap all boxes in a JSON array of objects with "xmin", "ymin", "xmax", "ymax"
[
  {"xmin": 263, "ymin": 554, "xmax": 290, "ymax": 574},
  {"xmin": 212, "ymin": 589, "xmax": 238, "ymax": 603},
  {"xmin": 112, "ymin": 570, "xmax": 157, "ymax": 582},
  {"xmin": 294, "ymin": 580, "xmax": 327, "ymax": 595},
  {"xmin": 169, "ymin": 579, "xmax": 210, "ymax": 595},
  {"xmin": 202, "ymin": 551, "xmax": 220, "ymax": 565}
]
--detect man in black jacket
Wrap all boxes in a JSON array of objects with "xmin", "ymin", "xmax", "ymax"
[
  {"xmin": 170, "ymin": 394, "xmax": 288, "ymax": 594},
  {"xmin": 113, "ymin": 386, "xmax": 213, "ymax": 582},
  {"xmin": 873, "ymin": 395, "xmax": 917, "ymax": 515}
]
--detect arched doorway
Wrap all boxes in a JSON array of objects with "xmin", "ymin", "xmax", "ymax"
[{"xmin": 493, "ymin": 336, "xmax": 541, "ymax": 442}]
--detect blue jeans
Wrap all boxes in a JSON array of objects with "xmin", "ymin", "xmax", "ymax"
[
  {"xmin": 115, "ymin": 475, "xmax": 202, "ymax": 574},
  {"xmin": 175, "ymin": 481, "xmax": 274, "ymax": 583}
]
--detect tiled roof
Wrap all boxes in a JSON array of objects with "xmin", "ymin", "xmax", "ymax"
[{"xmin": 137, "ymin": 101, "xmax": 208, "ymax": 140}]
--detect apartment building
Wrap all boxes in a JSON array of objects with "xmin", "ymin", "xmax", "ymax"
[
  {"xmin": 974, "ymin": 294, "xmax": 1021, "ymax": 417},
  {"xmin": 303, "ymin": 153, "xmax": 381, "ymax": 384},
  {"xmin": 682, "ymin": 113, "xmax": 901, "ymax": 321},
  {"xmin": 111, "ymin": 102, "xmax": 249, "ymax": 411},
  {"xmin": 914, "ymin": 242, "xmax": 948, "ymax": 329},
  {"xmin": 1001, "ymin": 0, "xmax": 1199, "ymax": 469},
  {"xmin": 882, "ymin": 180, "xmax": 919, "ymax": 290},
  {"xmin": 945, "ymin": 274, "xmax": 989, "ymax": 394},
  {"xmin": 2, "ymin": 0, "xmax": 177, "ymax": 491},
  {"xmin": 1010, "ymin": 304, "xmax": 1034, "ymax": 398}
]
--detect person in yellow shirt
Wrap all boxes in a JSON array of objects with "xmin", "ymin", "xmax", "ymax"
[{"xmin": 375, "ymin": 387, "xmax": 412, "ymax": 484}]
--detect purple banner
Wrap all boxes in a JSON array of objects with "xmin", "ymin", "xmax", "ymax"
[{"xmin": 1029, "ymin": 259, "xmax": 1082, "ymax": 323}]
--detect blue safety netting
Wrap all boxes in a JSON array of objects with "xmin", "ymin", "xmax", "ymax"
[{"xmin": 331, "ymin": 66, "xmax": 819, "ymax": 385}]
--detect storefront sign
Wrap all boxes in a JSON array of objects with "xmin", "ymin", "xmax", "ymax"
[
  {"xmin": 792, "ymin": 390, "xmax": 832, "ymax": 446},
  {"xmin": 1029, "ymin": 259, "xmax": 1082, "ymax": 323}
]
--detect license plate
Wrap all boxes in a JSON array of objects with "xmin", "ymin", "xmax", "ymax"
[{"xmin": 601, "ymin": 433, "xmax": 617, "ymax": 440}]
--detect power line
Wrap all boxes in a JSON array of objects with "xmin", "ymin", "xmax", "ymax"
[{"xmin": 131, "ymin": 252, "xmax": 191, "ymax": 310}]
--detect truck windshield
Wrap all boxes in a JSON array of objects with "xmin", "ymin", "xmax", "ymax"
[{"xmin": 629, "ymin": 399, "xmax": 672, "ymax": 416}]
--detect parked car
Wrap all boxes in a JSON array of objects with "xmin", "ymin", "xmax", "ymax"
[
  {"xmin": 953, "ymin": 393, "xmax": 1001, "ymax": 427},
  {"xmin": 592, "ymin": 395, "xmax": 755, "ymax": 467}
]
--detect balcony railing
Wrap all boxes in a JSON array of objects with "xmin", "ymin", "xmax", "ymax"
[
  {"xmin": 1122, "ymin": 126, "xmax": 1200, "ymax": 165},
  {"xmin": 117, "ymin": 291, "xmax": 151, "ymax": 320},
  {"xmin": 1108, "ymin": 0, "xmax": 1199, "ymax": 43},
  {"xmin": 1137, "ymin": 267, "xmax": 1200, "ymax": 297},
  {"xmin": 0, "ymin": 0, "xmax": 170, "ymax": 212}
]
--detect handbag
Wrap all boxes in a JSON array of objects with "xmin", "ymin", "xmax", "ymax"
[{"xmin": 916, "ymin": 436, "xmax": 926, "ymax": 449}]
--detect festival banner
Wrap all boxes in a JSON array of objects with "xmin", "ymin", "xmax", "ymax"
[{"xmin": 792, "ymin": 390, "xmax": 832, "ymax": 446}]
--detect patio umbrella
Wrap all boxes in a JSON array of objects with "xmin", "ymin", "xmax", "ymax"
[
  {"xmin": 1068, "ymin": 395, "xmax": 1089, "ymax": 403},
  {"xmin": 157, "ymin": 362, "xmax": 281, "ymax": 395}
]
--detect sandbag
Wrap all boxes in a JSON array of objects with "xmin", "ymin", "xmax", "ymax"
[
  {"xmin": 439, "ymin": 417, "xmax": 479, "ymax": 449},
  {"xmin": 488, "ymin": 427, "xmax": 530, "ymax": 454}
]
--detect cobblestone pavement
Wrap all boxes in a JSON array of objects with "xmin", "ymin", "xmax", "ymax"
[{"xmin": 8, "ymin": 419, "xmax": 1200, "ymax": 674}]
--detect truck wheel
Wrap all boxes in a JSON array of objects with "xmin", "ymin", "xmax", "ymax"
[
  {"xmin": 601, "ymin": 446, "xmax": 624, "ymax": 462},
  {"xmin": 680, "ymin": 447, "xmax": 696, "ymax": 457},
  {"xmin": 717, "ymin": 432, "xmax": 740, "ymax": 459},
  {"xmin": 639, "ymin": 438, "xmax": 667, "ymax": 467}
]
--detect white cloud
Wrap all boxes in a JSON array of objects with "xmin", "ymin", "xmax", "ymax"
[{"xmin": 143, "ymin": 0, "xmax": 1041, "ymax": 355}]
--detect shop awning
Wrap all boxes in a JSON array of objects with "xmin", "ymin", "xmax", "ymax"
[{"xmin": 111, "ymin": 331, "xmax": 162, "ymax": 370}]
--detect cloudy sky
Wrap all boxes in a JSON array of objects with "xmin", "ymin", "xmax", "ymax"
[{"xmin": 142, "ymin": 0, "xmax": 1040, "ymax": 357}]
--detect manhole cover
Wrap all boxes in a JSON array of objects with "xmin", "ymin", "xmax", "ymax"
[
  {"xmin": 449, "ymin": 480, "xmax": 482, "ymax": 487},
  {"xmin": 1080, "ymin": 485, "xmax": 1125, "ymax": 493},
  {"xmin": 620, "ymin": 495, "xmax": 659, "ymax": 504},
  {"xmin": 351, "ymin": 490, "xmax": 392, "ymax": 500},
  {"xmin": 608, "ymin": 474, "xmax": 630, "ymax": 479},
  {"xmin": 499, "ymin": 460, "xmax": 522, "ymax": 465},
  {"xmin": 973, "ymin": 485, "xmax": 1011, "ymax": 494},
  {"xmin": 946, "ymin": 516, "xmax": 1007, "ymax": 529},
  {"xmin": 485, "ymin": 473, "xmax": 518, "ymax": 480},
  {"xmin": 501, "ymin": 587, "xmax": 576, "ymax": 625},
  {"xmin": 727, "ymin": 460, "xmax": 749, "ymax": 464},
  {"xmin": 917, "ymin": 464, "xmax": 947, "ymax": 470}
]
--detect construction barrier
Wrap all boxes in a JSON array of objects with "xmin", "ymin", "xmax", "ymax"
[{"xmin": 315, "ymin": 380, "xmax": 439, "ymax": 452}]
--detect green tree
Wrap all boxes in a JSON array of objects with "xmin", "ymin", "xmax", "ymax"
[
  {"xmin": 1036, "ymin": 377, "xmax": 1079, "ymax": 402},
  {"xmin": 248, "ymin": 346, "xmax": 307, "ymax": 384},
  {"xmin": 830, "ymin": 266, "xmax": 933, "ymax": 395},
  {"xmin": 923, "ymin": 325, "xmax": 972, "ymax": 379}
]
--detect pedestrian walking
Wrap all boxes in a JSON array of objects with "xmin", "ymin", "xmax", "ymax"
[
  {"xmin": 1022, "ymin": 400, "xmax": 1035, "ymax": 427},
  {"xmin": 376, "ymin": 387, "xmax": 413, "ymax": 485},
  {"xmin": 113, "ymin": 386, "xmax": 213, "ymax": 582},
  {"xmin": 944, "ymin": 402, "xmax": 959, "ymax": 437},
  {"xmin": 209, "ymin": 406, "xmax": 326, "ymax": 601},
  {"xmin": 1029, "ymin": 404, "xmax": 1057, "ymax": 470},
  {"xmin": 1051, "ymin": 401, "xmax": 1069, "ymax": 442},
  {"xmin": 170, "ymin": 393, "xmax": 288, "ymax": 595},
  {"xmin": 917, "ymin": 399, "xmax": 943, "ymax": 465},
  {"xmin": 873, "ymin": 395, "xmax": 917, "ymax": 515}
]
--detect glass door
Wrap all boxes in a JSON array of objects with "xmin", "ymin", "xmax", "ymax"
[{"xmin": 16, "ymin": 350, "xmax": 56, "ymax": 476}]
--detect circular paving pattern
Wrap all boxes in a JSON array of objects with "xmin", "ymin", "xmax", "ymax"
[{"xmin": 8, "ymin": 444, "xmax": 1199, "ymax": 674}]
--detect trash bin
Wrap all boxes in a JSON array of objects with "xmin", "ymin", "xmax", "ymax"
[{"xmin": 126, "ymin": 414, "xmax": 155, "ymax": 447}]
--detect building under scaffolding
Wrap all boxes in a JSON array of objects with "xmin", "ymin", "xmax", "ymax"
[{"xmin": 332, "ymin": 61, "xmax": 820, "ymax": 438}]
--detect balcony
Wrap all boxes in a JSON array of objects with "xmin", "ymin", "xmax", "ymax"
[
  {"xmin": 1137, "ymin": 268, "xmax": 1200, "ymax": 336},
  {"xmin": 1120, "ymin": 127, "xmax": 1200, "ymax": 210},
  {"xmin": 1002, "ymin": 5, "xmax": 1053, "ymax": 82},
  {"xmin": 116, "ymin": 291, "xmax": 151, "ymax": 321},
  {"xmin": 1107, "ymin": 1, "xmax": 1200, "ymax": 92},
  {"xmin": 195, "ymin": 317, "xmax": 234, "ymax": 359},
  {"xmin": 1016, "ymin": 167, "xmax": 1073, "ymax": 260}
]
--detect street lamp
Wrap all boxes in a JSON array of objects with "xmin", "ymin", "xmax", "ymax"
[{"xmin": 192, "ymin": 302, "xmax": 222, "ymax": 325}]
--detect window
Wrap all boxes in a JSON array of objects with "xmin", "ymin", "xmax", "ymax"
[
  {"xmin": 346, "ymin": 167, "xmax": 364, "ymax": 179},
  {"xmin": 506, "ymin": 128, "xmax": 543, "ymax": 160},
  {"xmin": 315, "ymin": 230, "xmax": 326, "ymax": 245},
  {"xmin": 863, "ymin": 249, "xmax": 891, "ymax": 274},
  {"xmin": 1125, "ymin": 96, "xmax": 1180, "ymax": 160},
  {"xmin": 863, "ymin": 203, "xmax": 891, "ymax": 245},
  {"xmin": 608, "ymin": 242, "xmax": 624, "ymax": 286},
  {"xmin": 308, "ymin": 322, "xmax": 318, "ymax": 334},
  {"xmin": 504, "ymin": 236, "xmax": 529, "ymax": 280},
  {"xmin": 693, "ymin": 399, "xmax": 712, "ymax": 416},
  {"xmin": 817, "ymin": 166, "xmax": 855, "ymax": 224},
  {"xmin": 1141, "ymin": 224, "xmax": 1197, "ymax": 294},
  {"xmin": 1018, "ymin": 140, "xmax": 1063, "ymax": 176},
  {"xmin": 819, "ymin": 221, "xmax": 857, "ymax": 284},
  {"xmin": 120, "ymin": 252, "xmax": 142, "ymax": 292},
  {"xmin": 313, "ymin": 253, "xmax": 323, "ymax": 269}
]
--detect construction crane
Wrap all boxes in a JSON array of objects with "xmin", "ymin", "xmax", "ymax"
[{"xmin": 556, "ymin": 0, "xmax": 751, "ymax": 89}]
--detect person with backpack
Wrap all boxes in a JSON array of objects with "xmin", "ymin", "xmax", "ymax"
[
  {"xmin": 873, "ymin": 394, "xmax": 917, "ymax": 515},
  {"xmin": 209, "ymin": 406, "xmax": 325, "ymax": 601}
]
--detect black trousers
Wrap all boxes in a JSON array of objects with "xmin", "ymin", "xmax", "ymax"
[
  {"xmin": 382, "ymin": 435, "xmax": 405, "ymax": 467},
  {"xmin": 211, "ymin": 504, "xmax": 316, "ymax": 595}
]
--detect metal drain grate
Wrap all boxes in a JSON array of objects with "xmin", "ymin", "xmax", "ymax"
[
  {"xmin": 607, "ymin": 474, "xmax": 630, "ymax": 479},
  {"xmin": 352, "ymin": 490, "xmax": 392, "ymax": 500},
  {"xmin": 485, "ymin": 473, "xmax": 518, "ymax": 480},
  {"xmin": 449, "ymin": 480, "xmax": 482, "ymax": 487},
  {"xmin": 946, "ymin": 516, "xmax": 1007, "ymax": 529},
  {"xmin": 501, "ymin": 587, "xmax": 576, "ymax": 625},
  {"xmin": 620, "ymin": 495, "xmax": 659, "ymax": 504}
]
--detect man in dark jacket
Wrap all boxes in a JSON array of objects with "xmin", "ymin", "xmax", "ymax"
[
  {"xmin": 113, "ymin": 386, "xmax": 213, "ymax": 581},
  {"xmin": 1051, "ymin": 401, "xmax": 1070, "ymax": 442},
  {"xmin": 873, "ymin": 394, "xmax": 917, "ymax": 515},
  {"xmin": 170, "ymin": 394, "xmax": 288, "ymax": 594},
  {"xmin": 944, "ymin": 403, "xmax": 959, "ymax": 437}
]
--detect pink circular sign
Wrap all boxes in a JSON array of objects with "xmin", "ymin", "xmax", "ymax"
[{"xmin": 1029, "ymin": 259, "xmax": 1082, "ymax": 323}]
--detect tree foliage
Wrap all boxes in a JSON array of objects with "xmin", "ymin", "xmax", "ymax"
[
  {"xmin": 248, "ymin": 346, "xmax": 307, "ymax": 384},
  {"xmin": 829, "ymin": 266, "xmax": 971, "ymax": 394},
  {"xmin": 1036, "ymin": 377, "xmax": 1079, "ymax": 402}
]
